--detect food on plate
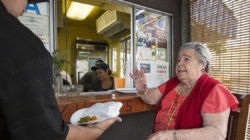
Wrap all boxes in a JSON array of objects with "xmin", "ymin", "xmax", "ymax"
[
  {"xmin": 91, "ymin": 116, "xmax": 97, "ymax": 120},
  {"xmin": 78, "ymin": 115, "xmax": 98, "ymax": 123}
]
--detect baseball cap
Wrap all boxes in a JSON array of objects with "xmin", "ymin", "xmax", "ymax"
[
  {"xmin": 28, "ymin": 0, "xmax": 49, "ymax": 4},
  {"xmin": 91, "ymin": 63, "xmax": 109, "ymax": 71},
  {"xmin": 96, "ymin": 59, "xmax": 104, "ymax": 63}
]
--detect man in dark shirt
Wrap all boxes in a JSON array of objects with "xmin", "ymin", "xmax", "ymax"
[{"xmin": 0, "ymin": 0, "xmax": 121, "ymax": 140}]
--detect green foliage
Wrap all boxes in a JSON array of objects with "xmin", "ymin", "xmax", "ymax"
[
  {"xmin": 52, "ymin": 49, "xmax": 77, "ymax": 74},
  {"xmin": 207, "ymin": 41, "xmax": 227, "ymax": 55},
  {"xmin": 207, "ymin": 41, "xmax": 227, "ymax": 72}
]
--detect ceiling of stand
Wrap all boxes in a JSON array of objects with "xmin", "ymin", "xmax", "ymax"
[{"xmin": 62, "ymin": 0, "xmax": 130, "ymax": 28}]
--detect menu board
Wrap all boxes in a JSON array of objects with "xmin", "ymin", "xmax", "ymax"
[
  {"xmin": 136, "ymin": 60, "xmax": 169, "ymax": 88},
  {"xmin": 18, "ymin": 2, "xmax": 51, "ymax": 53}
]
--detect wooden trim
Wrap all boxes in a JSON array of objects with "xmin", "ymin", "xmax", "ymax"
[{"xmin": 235, "ymin": 95, "xmax": 250, "ymax": 140}]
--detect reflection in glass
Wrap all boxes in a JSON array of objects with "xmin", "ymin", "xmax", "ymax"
[
  {"xmin": 120, "ymin": 37, "xmax": 131, "ymax": 77},
  {"xmin": 135, "ymin": 9, "xmax": 170, "ymax": 61},
  {"xmin": 111, "ymin": 48, "xmax": 116, "ymax": 72}
]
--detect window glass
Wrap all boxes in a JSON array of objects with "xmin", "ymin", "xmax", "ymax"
[
  {"xmin": 134, "ymin": 8, "xmax": 172, "ymax": 88},
  {"xmin": 120, "ymin": 37, "xmax": 131, "ymax": 77},
  {"xmin": 191, "ymin": 0, "xmax": 250, "ymax": 94},
  {"xmin": 111, "ymin": 48, "xmax": 116, "ymax": 72},
  {"xmin": 135, "ymin": 9, "xmax": 170, "ymax": 62}
]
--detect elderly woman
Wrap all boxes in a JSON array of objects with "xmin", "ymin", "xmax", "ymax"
[
  {"xmin": 130, "ymin": 42, "xmax": 238, "ymax": 140},
  {"xmin": 89, "ymin": 62, "xmax": 114, "ymax": 91}
]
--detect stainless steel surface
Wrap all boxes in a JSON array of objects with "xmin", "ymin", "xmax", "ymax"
[{"xmin": 75, "ymin": 38, "xmax": 108, "ymax": 83}]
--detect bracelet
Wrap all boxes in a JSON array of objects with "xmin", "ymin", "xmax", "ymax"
[
  {"xmin": 136, "ymin": 88, "xmax": 148, "ymax": 97},
  {"xmin": 172, "ymin": 130, "xmax": 177, "ymax": 140}
]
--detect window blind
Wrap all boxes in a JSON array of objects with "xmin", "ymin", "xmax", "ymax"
[{"xmin": 190, "ymin": 0, "xmax": 250, "ymax": 94}]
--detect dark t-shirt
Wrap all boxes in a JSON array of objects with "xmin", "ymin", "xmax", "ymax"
[
  {"xmin": 79, "ymin": 71, "xmax": 97, "ymax": 92},
  {"xmin": 0, "ymin": 2, "xmax": 68, "ymax": 140},
  {"xmin": 89, "ymin": 77, "xmax": 115, "ymax": 91}
]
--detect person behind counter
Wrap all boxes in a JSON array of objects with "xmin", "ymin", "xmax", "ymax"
[
  {"xmin": 0, "ymin": 0, "xmax": 121, "ymax": 139},
  {"xmin": 79, "ymin": 59, "xmax": 104, "ymax": 91},
  {"xmin": 130, "ymin": 42, "xmax": 239, "ymax": 140},
  {"xmin": 89, "ymin": 62, "xmax": 114, "ymax": 91}
]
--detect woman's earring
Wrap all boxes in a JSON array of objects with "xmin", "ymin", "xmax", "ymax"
[{"xmin": 202, "ymin": 68, "xmax": 205, "ymax": 71}]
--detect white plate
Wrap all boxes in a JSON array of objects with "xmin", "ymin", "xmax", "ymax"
[
  {"xmin": 108, "ymin": 90, "xmax": 117, "ymax": 92},
  {"xmin": 70, "ymin": 108, "xmax": 114, "ymax": 125},
  {"xmin": 79, "ymin": 90, "xmax": 114, "ymax": 96},
  {"xmin": 116, "ymin": 88, "xmax": 137, "ymax": 93}
]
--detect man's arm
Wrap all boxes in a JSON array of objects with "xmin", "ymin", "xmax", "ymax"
[
  {"xmin": 4, "ymin": 53, "xmax": 122, "ymax": 140},
  {"xmin": 66, "ymin": 117, "xmax": 122, "ymax": 140}
]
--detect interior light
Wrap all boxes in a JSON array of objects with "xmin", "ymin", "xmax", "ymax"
[{"xmin": 66, "ymin": 2, "xmax": 94, "ymax": 20}]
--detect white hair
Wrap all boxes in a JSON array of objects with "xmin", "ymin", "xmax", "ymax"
[{"xmin": 180, "ymin": 42, "xmax": 211, "ymax": 72}]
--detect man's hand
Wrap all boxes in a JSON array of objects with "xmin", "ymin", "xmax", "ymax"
[
  {"xmin": 87, "ymin": 117, "xmax": 122, "ymax": 134},
  {"xmin": 66, "ymin": 117, "xmax": 122, "ymax": 140}
]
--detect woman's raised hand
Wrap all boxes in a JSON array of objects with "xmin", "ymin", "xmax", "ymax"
[{"xmin": 130, "ymin": 68, "xmax": 147, "ymax": 92}]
